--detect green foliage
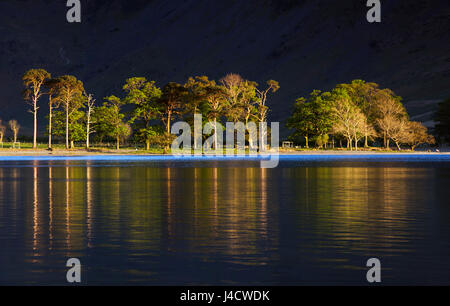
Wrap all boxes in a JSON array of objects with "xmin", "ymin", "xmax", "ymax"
[
  {"xmin": 158, "ymin": 82, "xmax": 189, "ymax": 133},
  {"xmin": 315, "ymin": 134, "xmax": 329, "ymax": 148},
  {"xmin": 52, "ymin": 110, "xmax": 86, "ymax": 142},
  {"xmin": 22, "ymin": 68, "xmax": 51, "ymax": 101},
  {"xmin": 287, "ymin": 90, "xmax": 335, "ymax": 145},
  {"xmin": 96, "ymin": 96, "xmax": 131, "ymax": 148},
  {"xmin": 123, "ymin": 77, "xmax": 162, "ymax": 126}
]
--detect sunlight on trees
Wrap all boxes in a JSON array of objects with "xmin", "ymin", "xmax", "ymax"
[
  {"xmin": 287, "ymin": 80, "xmax": 435, "ymax": 151},
  {"xmin": 15, "ymin": 68, "xmax": 438, "ymax": 152}
]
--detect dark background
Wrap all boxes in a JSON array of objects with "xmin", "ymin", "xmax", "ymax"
[{"xmin": 0, "ymin": 0, "xmax": 449, "ymax": 137}]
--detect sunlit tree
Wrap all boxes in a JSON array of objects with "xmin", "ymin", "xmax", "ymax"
[
  {"xmin": 44, "ymin": 78, "xmax": 62, "ymax": 149},
  {"xmin": 55, "ymin": 75, "xmax": 85, "ymax": 149},
  {"xmin": 124, "ymin": 77, "xmax": 162, "ymax": 150},
  {"xmin": 373, "ymin": 89, "xmax": 407, "ymax": 149},
  {"xmin": 100, "ymin": 95, "xmax": 131, "ymax": 150},
  {"xmin": 158, "ymin": 82, "xmax": 188, "ymax": 134},
  {"xmin": 9, "ymin": 120, "xmax": 20, "ymax": 144},
  {"xmin": 23, "ymin": 69, "xmax": 51, "ymax": 148}
]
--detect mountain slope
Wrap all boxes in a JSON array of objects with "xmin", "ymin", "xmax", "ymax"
[{"xmin": 0, "ymin": 0, "xmax": 449, "ymax": 136}]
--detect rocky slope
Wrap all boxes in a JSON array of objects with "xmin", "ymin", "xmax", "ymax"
[{"xmin": 0, "ymin": 0, "xmax": 449, "ymax": 136}]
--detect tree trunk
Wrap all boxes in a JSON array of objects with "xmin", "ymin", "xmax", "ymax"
[
  {"xmin": 305, "ymin": 136, "xmax": 309, "ymax": 149},
  {"xmin": 214, "ymin": 118, "xmax": 218, "ymax": 150},
  {"xmin": 48, "ymin": 106, "xmax": 52, "ymax": 149},
  {"xmin": 66, "ymin": 106, "xmax": 69, "ymax": 149},
  {"xmin": 354, "ymin": 137, "xmax": 358, "ymax": 151},
  {"xmin": 70, "ymin": 140, "xmax": 74, "ymax": 149},
  {"xmin": 33, "ymin": 99, "xmax": 37, "ymax": 149},
  {"xmin": 167, "ymin": 111, "xmax": 172, "ymax": 134},
  {"xmin": 386, "ymin": 138, "xmax": 390, "ymax": 150},
  {"xmin": 86, "ymin": 115, "xmax": 90, "ymax": 149},
  {"xmin": 14, "ymin": 132, "xmax": 17, "ymax": 143},
  {"xmin": 364, "ymin": 134, "xmax": 368, "ymax": 147},
  {"xmin": 395, "ymin": 142, "xmax": 401, "ymax": 151},
  {"xmin": 146, "ymin": 139, "xmax": 150, "ymax": 151},
  {"xmin": 116, "ymin": 135, "xmax": 120, "ymax": 150}
]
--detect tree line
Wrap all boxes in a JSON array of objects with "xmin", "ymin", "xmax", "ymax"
[
  {"xmin": 20, "ymin": 69, "xmax": 279, "ymax": 150},
  {"xmin": 12, "ymin": 70, "xmax": 446, "ymax": 151},
  {"xmin": 287, "ymin": 80, "xmax": 436, "ymax": 150}
]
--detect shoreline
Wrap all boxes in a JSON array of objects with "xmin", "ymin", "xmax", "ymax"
[{"xmin": 0, "ymin": 149, "xmax": 448, "ymax": 157}]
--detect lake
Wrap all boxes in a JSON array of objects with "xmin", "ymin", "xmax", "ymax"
[{"xmin": 0, "ymin": 155, "xmax": 449, "ymax": 285}]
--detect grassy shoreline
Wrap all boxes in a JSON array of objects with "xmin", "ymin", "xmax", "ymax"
[{"xmin": 0, "ymin": 147, "xmax": 447, "ymax": 156}]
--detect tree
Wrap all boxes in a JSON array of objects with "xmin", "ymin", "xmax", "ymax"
[
  {"xmin": 255, "ymin": 80, "xmax": 280, "ymax": 123},
  {"xmin": 373, "ymin": 89, "xmax": 407, "ymax": 149},
  {"xmin": 158, "ymin": 82, "xmax": 188, "ymax": 134},
  {"xmin": 220, "ymin": 73, "xmax": 246, "ymax": 123},
  {"xmin": 22, "ymin": 69, "xmax": 51, "ymax": 148},
  {"xmin": 9, "ymin": 120, "xmax": 20, "ymax": 143},
  {"xmin": 434, "ymin": 98, "xmax": 450, "ymax": 144},
  {"xmin": 332, "ymin": 94, "xmax": 367, "ymax": 151},
  {"xmin": 288, "ymin": 90, "xmax": 335, "ymax": 149},
  {"xmin": 124, "ymin": 77, "xmax": 162, "ymax": 150},
  {"xmin": 100, "ymin": 95, "xmax": 131, "ymax": 150},
  {"xmin": 55, "ymin": 75, "xmax": 85, "ymax": 149},
  {"xmin": 240, "ymin": 81, "xmax": 258, "ymax": 125},
  {"xmin": 337, "ymin": 80, "xmax": 379, "ymax": 147},
  {"xmin": 184, "ymin": 76, "xmax": 210, "ymax": 117},
  {"xmin": 203, "ymin": 82, "xmax": 227, "ymax": 150},
  {"xmin": 404, "ymin": 121, "xmax": 435, "ymax": 150},
  {"xmin": 0, "ymin": 120, "xmax": 6, "ymax": 144},
  {"xmin": 286, "ymin": 97, "xmax": 315, "ymax": 148},
  {"xmin": 44, "ymin": 78, "xmax": 62, "ymax": 149},
  {"xmin": 85, "ymin": 92, "xmax": 96, "ymax": 149},
  {"xmin": 52, "ymin": 110, "xmax": 86, "ymax": 148}
]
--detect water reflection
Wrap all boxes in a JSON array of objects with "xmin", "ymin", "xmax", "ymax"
[{"xmin": 0, "ymin": 161, "xmax": 449, "ymax": 285}]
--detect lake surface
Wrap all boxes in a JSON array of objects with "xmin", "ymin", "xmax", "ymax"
[{"xmin": 1, "ymin": 155, "xmax": 450, "ymax": 285}]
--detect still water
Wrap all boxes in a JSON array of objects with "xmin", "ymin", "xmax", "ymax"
[{"xmin": 0, "ymin": 155, "xmax": 450, "ymax": 285}]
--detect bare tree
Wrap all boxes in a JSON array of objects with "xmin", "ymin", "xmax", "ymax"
[
  {"xmin": 23, "ymin": 69, "xmax": 51, "ymax": 148},
  {"xmin": 9, "ymin": 120, "xmax": 20, "ymax": 143},
  {"xmin": 255, "ymin": 80, "xmax": 280, "ymax": 123},
  {"xmin": 85, "ymin": 92, "xmax": 96, "ymax": 149}
]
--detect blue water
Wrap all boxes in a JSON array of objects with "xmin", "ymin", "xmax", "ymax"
[
  {"xmin": 0, "ymin": 155, "xmax": 449, "ymax": 285},
  {"xmin": 0, "ymin": 154, "xmax": 448, "ymax": 162}
]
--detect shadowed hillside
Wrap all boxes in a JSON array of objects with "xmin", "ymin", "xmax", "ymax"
[{"xmin": 0, "ymin": 0, "xmax": 449, "ymax": 136}]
